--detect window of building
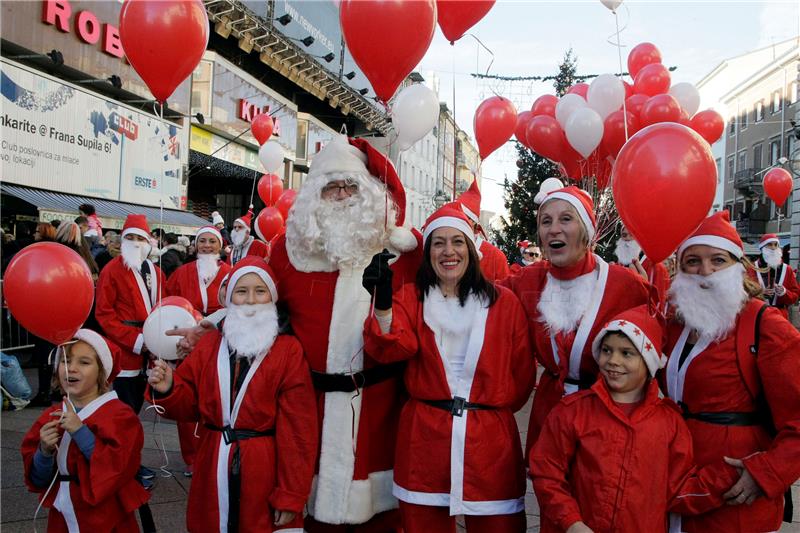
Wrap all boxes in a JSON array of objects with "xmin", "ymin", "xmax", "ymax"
[
  {"xmin": 724, "ymin": 202, "xmax": 733, "ymax": 218},
  {"xmin": 728, "ymin": 117, "xmax": 736, "ymax": 136},
  {"xmin": 755, "ymin": 101, "xmax": 764, "ymax": 122},
  {"xmin": 787, "ymin": 136, "xmax": 796, "ymax": 161},
  {"xmin": 769, "ymin": 138, "xmax": 781, "ymax": 164},
  {"xmin": 753, "ymin": 143, "xmax": 763, "ymax": 170},
  {"xmin": 737, "ymin": 150, "xmax": 747, "ymax": 173},
  {"xmin": 411, "ymin": 166, "xmax": 416, "ymax": 190},
  {"xmin": 727, "ymin": 155, "xmax": 735, "ymax": 183},
  {"xmin": 740, "ymin": 110, "xmax": 748, "ymax": 130},
  {"xmin": 772, "ymin": 91, "xmax": 782, "ymax": 113},
  {"xmin": 295, "ymin": 120, "xmax": 308, "ymax": 160},
  {"xmin": 790, "ymin": 82, "xmax": 798, "ymax": 104},
  {"xmin": 715, "ymin": 157, "xmax": 722, "ymax": 184}
]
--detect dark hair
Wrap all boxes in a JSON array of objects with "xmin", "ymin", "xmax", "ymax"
[
  {"xmin": 74, "ymin": 215, "xmax": 88, "ymax": 225},
  {"xmin": 78, "ymin": 203, "xmax": 96, "ymax": 216},
  {"xmin": 416, "ymin": 235, "xmax": 497, "ymax": 306},
  {"xmin": 51, "ymin": 220, "xmax": 61, "ymax": 228},
  {"xmin": 164, "ymin": 232, "xmax": 178, "ymax": 245}
]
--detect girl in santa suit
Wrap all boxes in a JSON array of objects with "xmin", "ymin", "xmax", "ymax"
[
  {"xmin": 362, "ymin": 206, "xmax": 535, "ymax": 533},
  {"xmin": 148, "ymin": 257, "xmax": 318, "ymax": 533},
  {"xmin": 166, "ymin": 226, "xmax": 232, "ymax": 476},
  {"xmin": 664, "ymin": 211, "xmax": 800, "ymax": 533},
  {"xmin": 21, "ymin": 329, "xmax": 149, "ymax": 532},
  {"xmin": 500, "ymin": 186, "xmax": 650, "ymax": 453}
]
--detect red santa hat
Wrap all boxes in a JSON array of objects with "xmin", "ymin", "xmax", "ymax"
[
  {"xmin": 591, "ymin": 305, "xmax": 666, "ymax": 377},
  {"xmin": 234, "ymin": 208, "xmax": 254, "ymax": 230},
  {"xmin": 196, "ymin": 225, "xmax": 222, "ymax": 244},
  {"xmin": 517, "ymin": 239, "xmax": 532, "ymax": 251},
  {"xmin": 55, "ymin": 329, "xmax": 120, "ymax": 384},
  {"xmin": 677, "ymin": 211, "xmax": 743, "ymax": 260},
  {"xmin": 422, "ymin": 205, "xmax": 477, "ymax": 247},
  {"xmin": 758, "ymin": 233, "xmax": 780, "ymax": 249},
  {"xmin": 457, "ymin": 180, "xmax": 482, "ymax": 225},
  {"xmin": 121, "ymin": 214, "xmax": 151, "ymax": 240},
  {"xmin": 222, "ymin": 256, "xmax": 278, "ymax": 307},
  {"xmin": 307, "ymin": 134, "xmax": 417, "ymax": 252},
  {"xmin": 539, "ymin": 186, "xmax": 596, "ymax": 241}
]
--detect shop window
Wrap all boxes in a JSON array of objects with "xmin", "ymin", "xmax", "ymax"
[
  {"xmin": 296, "ymin": 120, "xmax": 308, "ymax": 160},
  {"xmin": 191, "ymin": 60, "xmax": 213, "ymax": 118}
]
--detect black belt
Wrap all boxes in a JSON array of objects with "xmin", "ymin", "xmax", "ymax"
[
  {"xmin": 564, "ymin": 376, "xmax": 595, "ymax": 390},
  {"xmin": 422, "ymin": 397, "xmax": 494, "ymax": 417},
  {"xmin": 57, "ymin": 474, "xmax": 78, "ymax": 484},
  {"xmin": 681, "ymin": 407, "xmax": 762, "ymax": 426},
  {"xmin": 205, "ymin": 424, "xmax": 275, "ymax": 532},
  {"xmin": 122, "ymin": 320, "xmax": 145, "ymax": 327},
  {"xmin": 310, "ymin": 362, "xmax": 404, "ymax": 393}
]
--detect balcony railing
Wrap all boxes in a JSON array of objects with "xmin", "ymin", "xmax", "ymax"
[
  {"xmin": 735, "ymin": 218, "xmax": 767, "ymax": 237},
  {"xmin": 734, "ymin": 168, "xmax": 764, "ymax": 195}
]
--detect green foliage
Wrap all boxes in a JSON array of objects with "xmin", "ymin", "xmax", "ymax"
[{"xmin": 553, "ymin": 48, "xmax": 578, "ymax": 97}]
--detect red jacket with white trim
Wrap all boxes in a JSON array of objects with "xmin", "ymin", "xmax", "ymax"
[
  {"xmin": 478, "ymin": 239, "xmax": 510, "ymax": 282},
  {"xmin": 166, "ymin": 260, "xmax": 230, "ymax": 316},
  {"xmin": 748, "ymin": 259, "xmax": 800, "ymax": 319}
]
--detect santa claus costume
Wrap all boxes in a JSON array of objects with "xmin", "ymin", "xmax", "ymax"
[
  {"xmin": 615, "ymin": 227, "xmax": 671, "ymax": 310},
  {"xmin": 227, "ymin": 209, "xmax": 269, "ymax": 266},
  {"xmin": 95, "ymin": 214, "xmax": 166, "ymax": 414},
  {"xmin": 665, "ymin": 212, "xmax": 800, "ymax": 532},
  {"xmin": 748, "ymin": 233, "xmax": 800, "ymax": 319},
  {"xmin": 500, "ymin": 187, "xmax": 650, "ymax": 453},
  {"xmin": 532, "ymin": 306, "xmax": 738, "ymax": 533},
  {"xmin": 167, "ymin": 226, "xmax": 231, "ymax": 471},
  {"xmin": 22, "ymin": 330, "xmax": 149, "ymax": 532},
  {"xmin": 455, "ymin": 181, "xmax": 510, "ymax": 281},
  {"xmin": 148, "ymin": 257, "xmax": 318, "ymax": 533},
  {"xmin": 362, "ymin": 206, "xmax": 534, "ymax": 533}
]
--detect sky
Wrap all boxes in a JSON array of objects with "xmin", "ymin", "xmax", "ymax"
[{"xmin": 414, "ymin": 0, "xmax": 800, "ymax": 215}]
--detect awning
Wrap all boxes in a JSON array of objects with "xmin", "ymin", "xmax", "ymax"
[{"xmin": 1, "ymin": 183, "xmax": 210, "ymax": 235}]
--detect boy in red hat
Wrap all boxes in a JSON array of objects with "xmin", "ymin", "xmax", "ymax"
[{"xmin": 531, "ymin": 306, "xmax": 738, "ymax": 533}]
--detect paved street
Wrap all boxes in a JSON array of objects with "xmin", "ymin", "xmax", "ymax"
[{"xmin": 2, "ymin": 367, "xmax": 799, "ymax": 532}]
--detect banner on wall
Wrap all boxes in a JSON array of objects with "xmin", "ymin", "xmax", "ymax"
[{"xmin": 0, "ymin": 60, "xmax": 187, "ymax": 209}]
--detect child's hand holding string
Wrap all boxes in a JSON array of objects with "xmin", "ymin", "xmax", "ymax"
[{"xmin": 38, "ymin": 420, "xmax": 61, "ymax": 456}]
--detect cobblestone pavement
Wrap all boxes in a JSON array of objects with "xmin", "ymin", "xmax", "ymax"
[{"xmin": 2, "ymin": 368, "xmax": 799, "ymax": 532}]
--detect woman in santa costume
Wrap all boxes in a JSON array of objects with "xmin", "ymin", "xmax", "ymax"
[
  {"xmin": 664, "ymin": 211, "xmax": 800, "ymax": 532},
  {"xmin": 148, "ymin": 256, "xmax": 318, "ymax": 533},
  {"xmin": 362, "ymin": 206, "xmax": 534, "ymax": 533},
  {"xmin": 22, "ymin": 329, "xmax": 149, "ymax": 532},
  {"xmin": 748, "ymin": 233, "xmax": 800, "ymax": 319},
  {"xmin": 227, "ymin": 208, "xmax": 269, "ymax": 266},
  {"xmin": 500, "ymin": 186, "xmax": 650, "ymax": 453},
  {"xmin": 453, "ymin": 181, "xmax": 510, "ymax": 281},
  {"xmin": 166, "ymin": 225, "xmax": 232, "ymax": 475}
]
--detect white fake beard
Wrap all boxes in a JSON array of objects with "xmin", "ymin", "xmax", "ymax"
[
  {"xmin": 537, "ymin": 271, "xmax": 597, "ymax": 335},
  {"xmin": 668, "ymin": 263, "xmax": 748, "ymax": 343},
  {"xmin": 761, "ymin": 247, "xmax": 783, "ymax": 269},
  {"xmin": 223, "ymin": 302, "xmax": 279, "ymax": 361},
  {"xmin": 286, "ymin": 171, "xmax": 393, "ymax": 269},
  {"xmin": 121, "ymin": 239, "xmax": 151, "ymax": 271},
  {"xmin": 615, "ymin": 239, "xmax": 642, "ymax": 267},
  {"xmin": 196, "ymin": 253, "xmax": 220, "ymax": 284},
  {"xmin": 230, "ymin": 229, "xmax": 248, "ymax": 247}
]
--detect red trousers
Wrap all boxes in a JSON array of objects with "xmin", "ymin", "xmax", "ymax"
[
  {"xmin": 399, "ymin": 502, "xmax": 527, "ymax": 533},
  {"xmin": 176, "ymin": 421, "xmax": 200, "ymax": 466},
  {"xmin": 305, "ymin": 509, "xmax": 402, "ymax": 533}
]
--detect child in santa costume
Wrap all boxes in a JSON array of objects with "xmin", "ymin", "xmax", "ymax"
[
  {"xmin": 227, "ymin": 208, "xmax": 268, "ymax": 266},
  {"xmin": 748, "ymin": 233, "xmax": 800, "ymax": 319},
  {"xmin": 665, "ymin": 212, "xmax": 800, "ymax": 532},
  {"xmin": 22, "ymin": 329, "xmax": 149, "ymax": 532},
  {"xmin": 166, "ymin": 225, "xmax": 231, "ymax": 475},
  {"xmin": 453, "ymin": 181, "xmax": 510, "ymax": 281},
  {"xmin": 531, "ymin": 306, "xmax": 738, "ymax": 533},
  {"xmin": 148, "ymin": 257, "xmax": 318, "ymax": 533},
  {"xmin": 362, "ymin": 206, "xmax": 534, "ymax": 533},
  {"xmin": 500, "ymin": 186, "xmax": 650, "ymax": 454}
]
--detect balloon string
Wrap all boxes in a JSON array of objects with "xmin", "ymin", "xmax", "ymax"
[
  {"xmin": 250, "ymin": 169, "xmax": 258, "ymax": 209},
  {"xmin": 470, "ymin": 33, "xmax": 500, "ymax": 98},
  {"xmin": 613, "ymin": 10, "xmax": 629, "ymax": 142}
]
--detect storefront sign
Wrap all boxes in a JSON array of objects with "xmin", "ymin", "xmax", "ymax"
[
  {"xmin": 237, "ymin": 98, "xmax": 282, "ymax": 135},
  {"xmin": 41, "ymin": 0, "xmax": 124, "ymax": 58}
]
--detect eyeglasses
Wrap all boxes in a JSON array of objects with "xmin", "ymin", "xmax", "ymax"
[
  {"xmin": 523, "ymin": 252, "xmax": 541, "ymax": 258},
  {"xmin": 321, "ymin": 182, "xmax": 359, "ymax": 196}
]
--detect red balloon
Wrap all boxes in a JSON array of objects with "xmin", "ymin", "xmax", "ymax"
[
  {"xmin": 258, "ymin": 173, "xmax": 284, "ymax": 207},
  {"xmin": 474, "ymin": 96, "xmax": 517, "ymax": 159},
  {"xmin": 436, "ymin": 0, "xmax": 495, "ymax": 43},
  {"xmin": 119, "ymin": 0, "xmax": 209, "ymax": 103},
  {"xmin": 623, "ymin": 80, "xmax": 634, "ymax": 99},
  {"xmin": 627, "ymin": 42, "xmax": 662, "ymax": 78},
  {"xmin": 639, "ymin": 94, "xmax": 682, "ymax": 127},
  {"xmin": 624, "ymin": 94, "xmax": 649, "ymax": 118},
  {"xmin": 526, "ymin": 115, "xmax": 567, "ymax": 162},
  {"xmin": 678, "ymin": 108, "xmax": 691, "ymax": 127},
  {"xmin": 155, "ymin": 296, "xmax": 196, "ymax": 316},
  {"xmin": 4, "ymin": 243, "xmax": 94, "ymax": 345},
  {"xmin": 275, "ymin": 189, "xmax": 297, "ymax": 221},
  {"xmin": 531, "ymin": 94, "xmax": 558, "ymax": 117},
  {"xmin": 340, "ymin": 0, "xmax": 436, "ymax": 102},
  {"xmin": 613, "ymin": 123, "xmax": 717, "ymax": 263},
  {"xmin": 255, "ymin": 207, "xmax": 285, "ymax": 242},
  {"xmin": 251, "ymin": 114, "xmax": 274, "ymax": 145},
  {"xmin": 634, "ymin": 63, "xmax": 671, "ymax": 97},
  {"xmin": 602, "ymin": 110, "xmax": 640, "ymax": 158},
  {"xmin": 567, "ymin": 83, "xmax": 589, "ymax": 99},
  {"xmin": 689, "ymin": 109, "xmax": 724, "ymax": 144},
  {"xmin": 514, "ymin": 110, "xmax": 533, "ymax": 146},
  {"xmin": 763, "ymin": 168, "xmax": 793, "ymax": 206}
]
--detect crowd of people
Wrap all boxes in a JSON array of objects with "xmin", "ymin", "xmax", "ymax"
[{"xmin": 3, "ymin": 134, "xmax": 800, "ymax": 533}]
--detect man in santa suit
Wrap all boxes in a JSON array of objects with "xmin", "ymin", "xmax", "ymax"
[
  {"xmin": 166, "ymin": 225, "xmax": 231, "ymax": 475},
  {"xmin": 95, "ymin": 214, "xmax": 166, "ymax": 415},
  {"xmin": 454, "ymin": 180, "xmax": 510, "ymax": 281},
  {"xmin": 749, "ymin": 233, "xmax": 800, "ymax": 319},
  {"xmin": 615, "ymin": 224, "xmax": 671, "ymax": 310},
  {"xmin": 227, "ymin": 208, "xmax": 269, "ymax": 266}
]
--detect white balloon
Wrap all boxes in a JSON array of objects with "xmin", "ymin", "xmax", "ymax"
[
  {"xmin": 258, "ymin": 141, "xmax": 284, "ymax": 173},
  {"xmin": 565, "ymin": 107, "xmax": 604, "ymax": 159},
  {"xmin": 555, "ymin": 93, "xmax": 587, "ymax": 130},
  {"xmin": 587, "ymin": 73, "xmax": 625, "ymax": 120},
  {"xmin": 392, "ymin": 84, "xmax": 439, "ymax": 152},
  {"xmin": 142, "ymin": 306, "xmax": 197, "ymax": 361},
  {"xmin": 600, "ymin": 0, "xmax": 623, "ymax": 11},
  {"xmin": 669, "ymin": 82, "xmax": 701, "ymax": 117}
]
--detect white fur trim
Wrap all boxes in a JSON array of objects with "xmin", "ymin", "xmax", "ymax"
[
  {"xmin": 133, "ymin": 333, "xmax": 144, "ymax": 355},
  {"xmin": 224, "ymin": 265, "xmax": 278, "ymax": 306},
  {"xmin": 196, "ymin": 226, "xmax": 223, "ymax": 244},
  {"xmin": 678, "ymin": 235, "xmax": 743, "ymax": 260},
  {"xmin": 591, "ymin": 319, "xmax": 665, "ymax": 377},
  {"xmin": 309, "ymin": 469, "xmax": 397, "ymax": 524},
  {"xmin": 57, "ymin": 329, "xmax": 114, "ymax": 380},
  {"xmin": 542, "ymin": 191, "xmax": 595, "ymax": 241},
  {"xmin": 460, "ymin": 204, "xmax": 480, "ymax": 225},
  {"xmin": 389, "ymin": 226, "xmax": 418, "ymax": 252},
  {"xmin": 122, "ymin": 227, "xmax": 150, "ymax": 240},
  {"xmin": 308, "ymin": 135, "xmax": 368, "ymax": 180},
  {"xmin": 423, "ymin": 217, "xmax": 476, "ymax": 246},
  {"xmin": 117, "ymin": 369, "xmax": 141, "ymax": 378},
  {"xmin": 758, "ymin": 237, "xmax": 780, "ymax": 249}
]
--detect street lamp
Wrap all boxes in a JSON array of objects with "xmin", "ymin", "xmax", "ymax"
[{"xmin": 433, "ymin": 190, "xmax": 449, "ymax": 209}]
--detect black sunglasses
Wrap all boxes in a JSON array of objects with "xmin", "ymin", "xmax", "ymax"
[{"xmin": 523, "ymin": 252, "xmax": 540, "ymax": 257}]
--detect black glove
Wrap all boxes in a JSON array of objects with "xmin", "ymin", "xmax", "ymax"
[{"xmin": 362, "ymin": 249, "xmax": 396, "ymax": 311}]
